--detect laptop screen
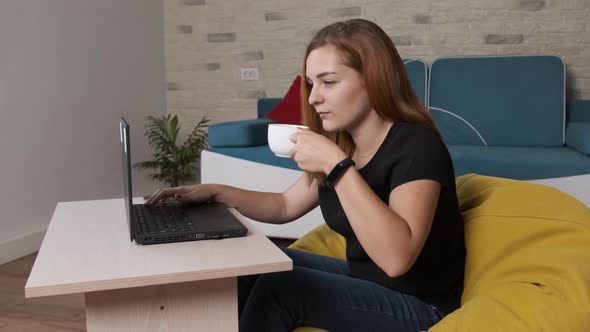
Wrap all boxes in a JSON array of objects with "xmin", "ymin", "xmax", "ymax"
[{"xmin": 119, "ymin": 118, "xmax": 134, "ymax": 241}]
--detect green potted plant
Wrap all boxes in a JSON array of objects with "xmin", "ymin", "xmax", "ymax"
[{"xmin": 134, "ymin": 114, "xmax": 210, "ymax": 187}]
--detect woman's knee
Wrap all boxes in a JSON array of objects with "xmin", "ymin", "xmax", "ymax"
[
  {"xmin": 251, "ymin": 268, "xmax": 313, "ymax": 299},
  {"xmin": 280, "ymin": 247, "xmax": 312, "ymax": 268},
  {"xmin": 280, "ymin": 248, "xmax": 349, "ymax": 274},
  {"xmin": 255, "ymin": 269, "xmax": 296, "ymax": 291}
]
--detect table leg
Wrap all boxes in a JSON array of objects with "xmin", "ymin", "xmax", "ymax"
[{"xmin": 85, "ymin": 277, "xmax": 237, "ymax": 331}]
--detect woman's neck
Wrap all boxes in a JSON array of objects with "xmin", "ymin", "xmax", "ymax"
[{"xmin": 349, "ymin": 113, "xmax": 393, "ymax": 157}]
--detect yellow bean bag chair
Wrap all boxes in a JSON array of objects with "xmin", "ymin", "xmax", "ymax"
[{"xmin": 289, "ymin": 174, "xmax": 590, "ymax": 332}]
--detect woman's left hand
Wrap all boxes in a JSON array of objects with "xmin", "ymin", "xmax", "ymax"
[{"xmin": 289, "ymin": 128, "xmax": 348, "ymax": 174}]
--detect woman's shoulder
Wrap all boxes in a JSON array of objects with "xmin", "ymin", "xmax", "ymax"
[
  {"xmin": 393, "ymin": 121, "xmax": 443, "ymax": 146},
  {"xmin": 387, "ymin": 121, "xmax": 452, "ymax": 168}
]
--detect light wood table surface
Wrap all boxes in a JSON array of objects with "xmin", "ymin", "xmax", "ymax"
[{"xmin": 25, "ymin": 198, "xmax": 292, "ymax": 331}]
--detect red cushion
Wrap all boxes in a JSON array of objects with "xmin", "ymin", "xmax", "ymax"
[{"xmin": 266, "ymin": 76, "xmax": 302, "ymax": 125}]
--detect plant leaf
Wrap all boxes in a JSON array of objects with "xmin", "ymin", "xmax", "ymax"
[{"xmin": 134, "ymin": 114, "xmax": 210, "ymax": 187}]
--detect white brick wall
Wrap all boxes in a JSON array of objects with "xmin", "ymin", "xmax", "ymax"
[{"xmin": 164, "ymin": 0, "xmax": 590, "ymax": 138}]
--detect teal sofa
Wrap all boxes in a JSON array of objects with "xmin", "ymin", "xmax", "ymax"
[{"xmin": 207, "ymin": 55, "xmax": 590, "ymax": 180}]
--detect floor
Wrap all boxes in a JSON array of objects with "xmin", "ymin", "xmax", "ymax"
[
  {"xmin": 0, "ymin": 237, "xmax": 294, "ymax": 331},
  {"xmin": 0, "ymin": 253, "xmax": 85, "ymax": 331}
]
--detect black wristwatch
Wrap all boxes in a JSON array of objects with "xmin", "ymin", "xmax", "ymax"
[{"xmin": 325, "ymin": 158, "xmax": 356, "ymax": 190}]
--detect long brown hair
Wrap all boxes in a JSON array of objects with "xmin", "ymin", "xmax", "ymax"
[{"xmin": 301, "ymin": 19, "xmax": 437, "ymax": 185}]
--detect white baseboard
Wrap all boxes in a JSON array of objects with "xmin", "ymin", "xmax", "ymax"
[{"xmin": 0, "ymin": 226, "xmax": 47, "ymax": 266}]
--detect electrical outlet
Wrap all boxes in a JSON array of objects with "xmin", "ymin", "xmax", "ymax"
[{"xmin": 241, "ymin": 68, "xmax": 259, "ymax": 80}]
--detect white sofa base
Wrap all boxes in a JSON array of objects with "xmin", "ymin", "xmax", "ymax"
[
  {"xmin": 202, "ymin": 150, "xmax": 590, "ymax": 240},
  {"xmin": 528, "ymin": 173, "xmax": 590, "ymax": 207}
]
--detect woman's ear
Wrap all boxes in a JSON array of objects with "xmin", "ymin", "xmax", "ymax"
[{"xmin": 358, "ymin": 73, "xmax": 367, "ymax": 88}]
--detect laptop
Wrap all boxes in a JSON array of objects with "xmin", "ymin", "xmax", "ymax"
[{"xmin": 119, "ymin": 117, "xmax": 248, "ymax": 245}]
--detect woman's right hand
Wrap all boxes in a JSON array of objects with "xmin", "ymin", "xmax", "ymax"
[{"xmin": 143, "ymin": 184, "xmax": 216, "ymax": 207}]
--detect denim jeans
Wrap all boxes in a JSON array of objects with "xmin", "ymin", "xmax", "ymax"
[{"xmin": 238, "ymin": 248, "xmax": 443, "ymax": 332}]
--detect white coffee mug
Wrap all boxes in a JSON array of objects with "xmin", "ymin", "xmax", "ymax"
[{"xmin": 268, "ymin": 124, "xmax": 309, "ymax": 158}]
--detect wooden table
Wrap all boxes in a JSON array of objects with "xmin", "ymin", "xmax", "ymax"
[{"xmin": 24, "ymin": 198, "xmax": 292, "ymax": 331}]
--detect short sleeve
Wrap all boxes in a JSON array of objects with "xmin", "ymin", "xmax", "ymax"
[{"xmin": 388, "ymin": 129, "xmax": 452, "ymax": 192}]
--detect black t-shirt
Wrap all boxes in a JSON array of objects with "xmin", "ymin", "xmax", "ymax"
[{"xmin": 319, "ymin": 121, "xmax": 465, "ymax": 315}]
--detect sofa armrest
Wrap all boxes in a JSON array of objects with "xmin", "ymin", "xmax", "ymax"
[
  {"xmin": 566, "ymin": 122, "xmax": 590, "ymax": 155},
  {"xmin": 257, "ymin": 98, "xmax": 282, "ymax": 118},
  {"xmin": 566, "ymin": 100, "xmax": 590, "ymax": 155},
  {"xmin": 208, "ymin": 118, "xmax": 276, "ymax": 148}
]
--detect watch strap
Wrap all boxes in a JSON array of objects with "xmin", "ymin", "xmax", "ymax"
[{"xmin": 325, "ymin": 158, "xmax": 356, "ymax": 190}]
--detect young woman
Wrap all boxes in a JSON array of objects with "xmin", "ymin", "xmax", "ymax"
[{"xmin": 145, "ymin": 19, "xmax": 465, "ymax": 332}]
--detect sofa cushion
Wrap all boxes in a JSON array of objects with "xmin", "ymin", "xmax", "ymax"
[
  {"xmin": 208, "ymin": 118, "xmax": 275, "ymax": 147},
  {"xmin": 208, "ymin": 145, "xmax": 300, "ymax": 170},
  {"xmin": 429, "ymin": 55, "xmax": 565, "ymax": 147},
  {"xmin": 448, "ymin": 145, "xmax": 590, "ymax": 180},
  {"xmin": 207, "ymin": 143, "xmax": 590, "ymax": 180},
  {"xmin": 566, "ymin": 122, "xmax": 590, "ymax": 155},
  {"xmin": 403, "ymin": 58, "xmax": 428, "ymax": 106},
  {"xmin": 266, "ymin": 76, "xmax": 302, "ymax": 125}
]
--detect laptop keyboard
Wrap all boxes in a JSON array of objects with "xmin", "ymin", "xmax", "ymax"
[{"xmin": 133, "ymin": 205, "xmax": 195, "ymax": 235}]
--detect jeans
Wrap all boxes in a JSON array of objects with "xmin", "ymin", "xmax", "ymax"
[{"xmin": 238, "ymin": 248, "xmax": 443, "ymax": 332}]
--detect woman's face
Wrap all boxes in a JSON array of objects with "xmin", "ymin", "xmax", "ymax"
[{"xmin": 305, "ymin": 45, "xmax": 373, "ymax": 133}]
